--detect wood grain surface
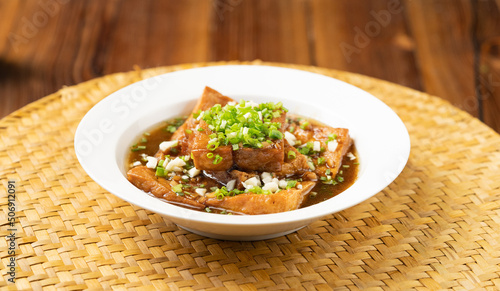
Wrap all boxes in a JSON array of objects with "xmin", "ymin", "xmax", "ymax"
[{"xmin": 0, "ymin": 0, "xmax": 499, "ymax": 132}]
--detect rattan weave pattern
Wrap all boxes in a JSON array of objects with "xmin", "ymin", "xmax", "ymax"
[{"xmin": 1, "ymin": 61, "xmax": 500, "ymax": 290}]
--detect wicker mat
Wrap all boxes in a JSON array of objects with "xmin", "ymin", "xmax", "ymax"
[{"xmin": 1, "ymin": 61, "xmax": 500, "ymax": 290}]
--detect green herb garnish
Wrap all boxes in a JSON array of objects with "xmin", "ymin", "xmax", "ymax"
[{"xmin": 200, "ymin": 100, "xmax": 288, "ymax": 150}]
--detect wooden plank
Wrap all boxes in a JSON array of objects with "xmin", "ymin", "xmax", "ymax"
[
  {"xmin": 0, "ymin": 0, "xmax": 21, "ymax": 54},
  {"xmin": 475, "ymin": 0, "xmax": 500, "ymax": 132},
  {"xmin": 311, "ymin": 0, "xmax": 422, "ymax": 90},
  {"xmin": 404, "ymin": 0, "xmax": 477, "ymax": 116},
  {"xmin": 100, "ymin": 0, "xmax": 211, "ymax": 74},
  {"xmin": 0, "ymin": 0, "xmax": 65, "ymax": 118},
  {"xmin": 210, "ymin": 0, "xmax": 311, "ymax": 64}
]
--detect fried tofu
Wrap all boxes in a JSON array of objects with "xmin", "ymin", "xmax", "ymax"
[
  {"xmin": 275, "ymin": 140, "xmax": 310, "ymax": 178},
  {"xmin": 313, "ymin": 127, "xmax": 352, "ymax": 177},
  {"xmin": 127, "ymin": 166, "xmax": 205, "ymax": 210},
  {"xmin": 189, "ymin": 89, "xmax": 286, "ymax": 172},
  {"xmin": 201, "ymin": 181, "xmax": 315, "ymax": 214},
  {"xmin": 289, "ymin": 124, "xmax": 352, "ymax": 177},
  {"xmin": 170, "ymin": 87, "xmax": 233, "ymax": 155},
  {"xmin": 191, "ymin": 121, "xmax": 234, "ymax": 171},
  {"xmin": 127, "ymin": 88, "xmax": 355, "ymax": 215}
]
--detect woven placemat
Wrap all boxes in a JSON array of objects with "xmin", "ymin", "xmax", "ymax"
[{"xmin": 1, "ymin": 61, "xmax": 500, "ymax": 290}]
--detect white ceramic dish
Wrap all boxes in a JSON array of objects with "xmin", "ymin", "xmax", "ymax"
[{"xmin": 75, "ymin": 65, "xmax": 410, "ymax": 241}]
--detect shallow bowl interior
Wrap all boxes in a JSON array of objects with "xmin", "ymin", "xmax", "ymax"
[{"xmin": 75, "ymin": 65, "xmax": 410, "ymax": 241}]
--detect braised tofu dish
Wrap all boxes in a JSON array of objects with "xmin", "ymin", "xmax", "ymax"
[{"xmin": 127, "ymin": 87, "xmax": 358, "ymax": 215}]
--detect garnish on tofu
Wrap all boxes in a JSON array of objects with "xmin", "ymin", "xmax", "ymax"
[
  {"xmin": 126, "ymin": 87, "xmax": 358, "ymax": 215},
  {"xmin": 197, "ymin": 100, "xmax": 287, "ymax": 150}
]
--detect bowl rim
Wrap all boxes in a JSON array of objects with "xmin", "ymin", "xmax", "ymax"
[{"xmin": 75, "ymin": 65, "xmax": 411, "ymax": 226}]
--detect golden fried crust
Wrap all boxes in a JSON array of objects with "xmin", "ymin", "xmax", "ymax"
[
  {"xmin": 171, "ymin": 86, "xmax": 234, "ymax": 155},
  {"xmin": 127, "ymin": 166, "xmax": 205, "ymax": 210}
]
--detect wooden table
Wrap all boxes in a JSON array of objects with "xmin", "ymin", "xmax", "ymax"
[{"xmin": 1, "ymin": 0, "xmax": 499, "ymax": 132}]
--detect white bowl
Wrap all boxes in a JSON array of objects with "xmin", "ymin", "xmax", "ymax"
[{"xmin": 75, "ymin": 65, "xmax": 410, "ymax": 241}]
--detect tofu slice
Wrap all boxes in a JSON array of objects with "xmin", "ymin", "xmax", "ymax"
[
  {"xmin": 313, "ymin": 127, "xmax": 352, "ymax": 177},
  {"xmin": 275, "ymin": 140, "xmax": 310, "ymax": 177},
  {"xmin": 191, "ymin": 121, "xmax": 233, "ymax": 171},
  {"xmin": 232, "ymin": 113, "xmax": 286, "ymax": 172},
  {"xmin": 201, "ymin": 181, "xmax": 315, "ymax": 214},
  {"xmin": 127, "ymin": 166, "xmax": 205, "ymax": 210},
  {"xmin": 170, "ymin": 86, "xmax": 234, "ymax": 155}
]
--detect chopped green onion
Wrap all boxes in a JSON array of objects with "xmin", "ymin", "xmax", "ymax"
[
  {"xmin": 300, "ymin": 121, "xmax": 310, "ymax": 129},
  {"xmin": 246, "ymin": 186, "xmax": 272, "ymax": 195},
  {"xmin": 298, "ymin": 147, "xmax": 309, "ymax": 155},
  {"xmin": 328, "ymin": 134, "xmax": 337, "ymax": 141},
  {"xmin": 325, "ymin": 169, "xmax": 331, "ymax": 175},
  {"xmin": 288, "ymin": 126, "xmax": 295, "ymax": 133},
  {"xmin": 287, "ymin": 150, "xmax": 296, "ymax": 159},
  {"xmin": 286, "ymin": 180, "xmax": 297, "ymax": 189},
  {"xmin": 269, "ymin": 129, "xmax": 283, "ymax": 140},
  {"xmin": 207, "ymin": 141, "xmax": 219, "ymax": 151},
  {"xmin": 232, "ymin": 144, "xmax": 239, "ymax": 150},
  {"xmin": 140, "ymin": 137, "xmax": 147, "ymax": 143},
  {"xmin": 166, "ymin": 125, "xmax": 177, "ymax": 133},
  {"xmin": 172, "ymin": 184, "xmax": 183, "ymax": 193},
  {"xmin": 131, "ymin": 145, "xmax": 146, "ymax": 152},
  {"xmin": 155, "ymin": 167, "xmax": 166, "ymax": 177},
  {"xmin": 143, "ymin": 132, "xmax": 150, "ymax": 136},
  {"xmin": 343, "ymin": 165, "xmax": 350, "ymax": 168},
  {"xmin": 324, "ymin": 180, "xmax": 337, "ymax": 185},
  {"xmin": 298, "ymin": 142, "xmax": 315, "ymax": 156},
  {"xmin": 199, "ymin": 100, "xmax": 287, "ymax": 149},
  {"xmin": 214, "ymin": 186, "xmax": 230, "ymax": 200},
  {"xmin": 337, "ymin": 176, "xmax": 344, "ymax": 182},
  {"xmin": 185, "ymin": 129, "xmax": 193, "ymax": 134},
  {"xmin": 206, "ymin": 153, "xmax": 214, "ymax": 159},
  {"xmin": 317, "ymin": 157, "xmax": 326, "ymax": 165},
  {"xmin": 205, "ymin": 207, "xmax": 212, "ymax": 213}
]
